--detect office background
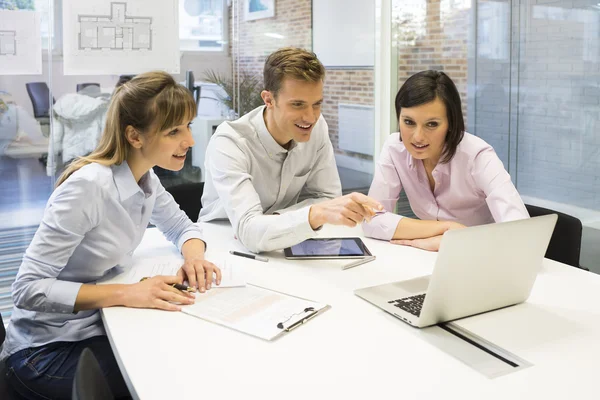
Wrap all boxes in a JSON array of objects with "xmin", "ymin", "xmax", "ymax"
[{"xmin": 0, "ymin": 0, "xmax": 598, "ymax": 322}]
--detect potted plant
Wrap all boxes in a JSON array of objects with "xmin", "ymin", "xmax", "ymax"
[{"xmin": 203, "ymin": 69, "xmax": 265, "ymax": 118}]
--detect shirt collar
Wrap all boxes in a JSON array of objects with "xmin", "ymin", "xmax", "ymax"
[
  {"xmin": 434, "ymin": 160, "xmax": 451, "ymax": 176},
  {"xmin": 251, "ymin": 105, "xmax": 296, "ymax": 157},
  {"xmin": 112, "ymin": 161, "xmax": 152, "ymax": 202}
]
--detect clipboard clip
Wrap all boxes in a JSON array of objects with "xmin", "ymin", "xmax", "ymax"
[{"xmin": 276, "ymin": 307, "xmax": 318, "ymax": 332}]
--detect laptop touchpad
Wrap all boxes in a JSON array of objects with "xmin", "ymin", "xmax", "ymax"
[{"xmin": 393, "ymin": 276, "xmax": 430, "ymax": 294}]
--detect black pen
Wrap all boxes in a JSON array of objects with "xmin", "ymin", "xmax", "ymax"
[
  {"xmin": 140, "ymin": 277, "xmax": 196, "ymax": 292},
  {"xmin": 229, "ymin": 250, "xmax": 269, "ymax": 262},
  {"xmin": 172, "ymin": 283, "xmax": 196, "ymax": 292}
]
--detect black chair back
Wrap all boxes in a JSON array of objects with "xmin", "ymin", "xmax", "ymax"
[
  {"xmin": 525, "ymin": 204, "xmax": 583, "ymax": 269},
  {"xmin": 25, "ymin": 82, "xmax": 55, "ymax": 119},
  {"xmin": 0, "ymin": 313, "xmax": 5, "ymax": 345},
  {"xmin": 72, "ymin": 348, "xmax": 114, "ymax": 400},
  {"xmin": 76, "ymin": 83, "xmax": 101, "ymax": 92},
  {"xmin": 166, "ymin": 182, "xmax": 204, "ymax": 222}
]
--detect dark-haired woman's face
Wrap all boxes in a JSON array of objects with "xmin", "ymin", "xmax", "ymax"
[{"xmin": 399, "ymin": 97, "xmax": 448, "ymax": 165}]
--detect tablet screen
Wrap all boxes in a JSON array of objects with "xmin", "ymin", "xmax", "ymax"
[{"xmin": 284, "ymin": 238, "xmax": 370, "ymax": 258}]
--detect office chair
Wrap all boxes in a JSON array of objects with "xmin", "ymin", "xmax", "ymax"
[
  {"xmin": 25, "ymin": 82, "xmax": 55, "ymax": 140},
  {"xmin": 525, "ymin": 204, "xmax": 585, "ymax": 269},
  {"xmin": 76, "ymin": 83, "xmax": 100, "ymax": 92},
  {"xmin": 25, "ymin": 82, "xmax": 54, "ymax": 119},
  {"xmin": 166, "ymin": 182, "xmax": 204, "ymax": 222},
  {"xmin": 72, "ymin": 348, "xmax": 115, "ymax": 400}
]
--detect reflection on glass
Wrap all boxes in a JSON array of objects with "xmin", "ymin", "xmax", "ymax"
[{"xmin": 180, "ymin": 0, "xmax": 225, "ymax": 51}]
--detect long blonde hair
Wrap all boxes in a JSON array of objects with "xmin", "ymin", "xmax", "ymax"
[{"xmin": 56, "ymin": 70, "xmax": 197, "ymax": 186}]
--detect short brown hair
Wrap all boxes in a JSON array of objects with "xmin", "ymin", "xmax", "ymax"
[{"xmin": 263, "ymin": 47, "xmax": 325, "ymax": 97}]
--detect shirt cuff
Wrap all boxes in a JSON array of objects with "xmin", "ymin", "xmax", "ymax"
[
  {"xmin": 176, "ymin": 224, "xmax": 207, "ymax": 252},
  {"xmin": 289, "ymin": 206, "xmax": 319, "ymax": 242},
  {"xmin": 363, "ymin": 212, "xmax": 403, "ymax": 241},
  {"xmin": 46, "ymin": 280, "xmax": 83, "ymax": 314}
]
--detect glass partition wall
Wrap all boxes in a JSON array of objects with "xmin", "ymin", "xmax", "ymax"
[
  {"xmin": 390, "ymin": 0, "xmax": 600, "ymax": 272},
  {"xmin": 0, "ymin": 1, "xmax": 54, "ymax": 321}
]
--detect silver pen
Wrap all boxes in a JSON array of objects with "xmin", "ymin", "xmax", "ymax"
[
  {"xmin": 342, "ymin": 256, "xmax": 376, "ymax": 270},
  {"xmin": 229, "ymin": 250, "xmax": 269, "ymax": 262}
]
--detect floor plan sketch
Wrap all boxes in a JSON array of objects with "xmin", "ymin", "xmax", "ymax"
[
  {"xmin": 63, "ymin": 0, "xmax": 179, "ymax": 75},
  {"xmin": 78, "ymin": 2, "xmax": 152, "ymax": 51},
  {"xmin": 0, "ymin": 31, "xmax": 17, "ymax": 56},
  {"xmin": 0, "ymin": 10, "xmax": 41, "ymax": 75}
]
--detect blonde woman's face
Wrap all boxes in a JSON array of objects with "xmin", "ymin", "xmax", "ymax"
[{"xmin": 141, "ymin": 120, "xmax": 195, "ymax": 171}]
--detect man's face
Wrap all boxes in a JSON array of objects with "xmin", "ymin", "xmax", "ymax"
[{"xmin": 262, "ymin": 78, "xmax": 324, "ymax": 146}]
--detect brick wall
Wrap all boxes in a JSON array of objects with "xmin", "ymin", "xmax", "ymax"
[{"xmin": 394, "ymin": 0, "xmax": 470, "ymax": 129}]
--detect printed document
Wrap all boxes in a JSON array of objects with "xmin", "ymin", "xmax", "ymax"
[{"xmin": 181, "ymin": 285, "xmax": 328, "ymax": 340}]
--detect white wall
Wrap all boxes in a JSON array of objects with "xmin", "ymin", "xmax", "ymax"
[{"xmin": 0, "ymin": 51, "xmax": 231, "ymax": 116}]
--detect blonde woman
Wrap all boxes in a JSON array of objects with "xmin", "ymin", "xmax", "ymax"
[{"xmin": 1, "ymin": 71, "xmax": 221, "ymax": 399}]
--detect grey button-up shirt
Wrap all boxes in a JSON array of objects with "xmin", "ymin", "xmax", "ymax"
[
  {"xmin": 1, "ymin": 161, "xmax": 205, "ymax": 360},
  {"xmin": 199, "ymin": 106, "xmax": 342, "ymax": 253}
]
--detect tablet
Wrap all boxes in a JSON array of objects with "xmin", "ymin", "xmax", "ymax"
[{"xmin": 284, "ymin": 238, "xmax": 372, "ymax": 260}]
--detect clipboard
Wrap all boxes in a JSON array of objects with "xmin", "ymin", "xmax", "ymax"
[{"xmin": 180, "ymin": 284, "xmax": 330, "ymax": 341}]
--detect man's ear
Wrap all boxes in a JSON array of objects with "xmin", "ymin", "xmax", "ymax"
[
  {"xmin": 125, "ymin": 125, "xmax": 143, "ymax": 149},
  {"xmin": 261, "ymin": 90, "xmax": 274, "ymax": 109}
]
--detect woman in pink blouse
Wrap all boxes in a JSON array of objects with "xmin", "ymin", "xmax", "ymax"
[{"xmin": 363, "ymin": 70, "xmax": 529, "ymax": 251}]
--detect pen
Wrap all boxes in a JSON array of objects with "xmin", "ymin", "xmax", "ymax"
[
  {"xmin": 171, "ymin": 283, "xmax": 196, "ymax": 292},
  {"xmin": 341, "ymin": 256, "xmax": 376, "ymax": 270},
  {"xmin": 229, "ymin": 250, "xmax": 269, "ymax": 262},
  {"xmin": 140, "ymin": 277, "xmax": 196, "ymax": 292}
]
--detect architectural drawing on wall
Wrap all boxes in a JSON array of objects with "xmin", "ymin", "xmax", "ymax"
[
  {"xmin": 63, "ymin": 0, "xmax": 179, "ymax": 75},
  {"xmin": 0, "ymin": 10, "xmax": 42, "ymax": 75},
  {"xmin": 78, "ymin": 2, "xmax": 152, "ymax": 51},
  {"xmin": 0, "ymin": 31, "xmax": 17, "ymax": 56}
]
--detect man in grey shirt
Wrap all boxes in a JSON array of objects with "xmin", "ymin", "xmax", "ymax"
[{"xmin": 200, "ymin": 47, "xmax": 382, "ymax": 253}]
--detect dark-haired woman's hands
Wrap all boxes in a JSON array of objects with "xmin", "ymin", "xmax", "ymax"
[{"xmin": 390, "ymin": 235, "xmax": 443, "ymax": 252}]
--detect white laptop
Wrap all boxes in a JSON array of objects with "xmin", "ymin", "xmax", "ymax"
[{"xmin": 355, "ymin": 215, "xmax": 557, "ymax": 328}]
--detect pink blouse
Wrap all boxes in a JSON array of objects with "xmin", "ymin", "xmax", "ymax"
[{"xmin": 363, "ymin": 132, "xmax": 529, "ymax": 241}]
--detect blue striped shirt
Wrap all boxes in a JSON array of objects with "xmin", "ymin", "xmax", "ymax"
[{"xmin": 1, "ymin": 161, "xmax": 205, "ymax": 360}]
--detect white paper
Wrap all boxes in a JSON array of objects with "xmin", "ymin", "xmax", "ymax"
[
  {"xmin": 181, "ymin": 285, "xmax": 328, "ymax": 341},
  {"xmin": 62, "ymin": 0, "xmax": 180, "ymax": 75},
  {"xmin": 0, "ymin": 10, "xmax": 42, "ymax": 75},
  {"xmin": 117, "ymin": 255, "xmax": 246, "ymax": 288}
]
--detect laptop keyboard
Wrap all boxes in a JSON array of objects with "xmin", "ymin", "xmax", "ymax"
[{"xmin": 388, "ymin": 294, "xmax": 426, "ymax": 317}]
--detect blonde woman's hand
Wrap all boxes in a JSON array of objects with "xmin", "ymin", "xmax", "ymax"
[
  {"xmin": 123, "ymin": 275, "xmax": 195, "ymax": 311},
  {"xmin": 177, "ymin": 257, "xmax": 222, "ymax": 293}
]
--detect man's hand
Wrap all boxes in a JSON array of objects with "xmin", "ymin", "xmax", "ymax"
[
  {"xmin": 308, "ymin": 192, "xmax": 383, "ymax": 229},
  {"xmin": 391, "ymin": 235, "xmax": 443, "ymax": 252}
]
